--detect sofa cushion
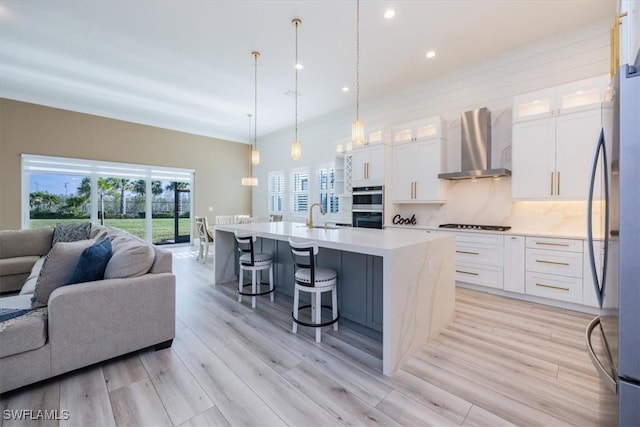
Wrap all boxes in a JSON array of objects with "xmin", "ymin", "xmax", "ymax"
[
  {"xmin": 104, "ymin": 237, "xmax": 154, "ymax": 279},
  {"xmin": 52, "ymin": 222, "xmax": 91, "ymax": 245},
  {"xmin": 0, "ymin": 255, "xmax": 40, "ymax": 276},
  {"xmin": 19, "ymin": 257, "xmax": 46, "ymax": 295},
  {"xmin": 31, "ymin": 240, "xmax": 95, "ymax": 308},
  {"xmin": 0, "ymin": 228, "xmax": 53, "ymax": 259},
  {"xmin": 0, "ymin": 295, "xmax": 47, "ymax": 358},
  {"xmin": 67, "ymin": 239, "xmax": 113, "ymax": 285},
  {"xmin": 89, "ymin": 224, "xmax": 109, "ymax": 240}
]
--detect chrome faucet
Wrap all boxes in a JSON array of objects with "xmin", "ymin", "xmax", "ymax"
[{"xmin": 307, "ymin": 202, "xmax": 326, "ymax": 228}]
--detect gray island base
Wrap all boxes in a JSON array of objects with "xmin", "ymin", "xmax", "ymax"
[{"xmin": 214, "ymin": 222, "xmax": 455, "ymax": 376}]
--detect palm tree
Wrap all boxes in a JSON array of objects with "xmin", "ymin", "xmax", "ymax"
[
  {"xmin": 111, "ymin": 179, "xmax": 134, "ymax": 215},
  {"xmin": 132, "ymin": 180, "xmax": 163, "ymax": 197}
]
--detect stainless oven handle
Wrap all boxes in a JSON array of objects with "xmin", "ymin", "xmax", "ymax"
[
  {"xmin": 352, "ymin": 209, "xmax": 383, "ymax": 213},
  {"xmin": 352, "ymin": 191, "xmax": 383, "ymax": 196}
]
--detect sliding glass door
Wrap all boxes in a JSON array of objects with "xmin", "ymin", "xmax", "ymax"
[{"xmin": 22, "ymin": 155, "xmax": 194, "ymax": 244}]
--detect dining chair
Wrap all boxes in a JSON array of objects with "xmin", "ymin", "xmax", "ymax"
[
  {"xmin": 215, "ymin": 215, "xmax": 234, "ymax": 225},
  {"xmin": 195, "ymin": 216, "xmax": 213, "ymax": 262}
]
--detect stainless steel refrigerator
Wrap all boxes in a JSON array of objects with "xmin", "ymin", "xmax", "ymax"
[{"xmin": 586, "ymin": 63, "xmax": 640, "ymax": 426}]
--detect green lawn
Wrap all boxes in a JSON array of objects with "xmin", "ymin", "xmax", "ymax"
[{"xmin": 30, "ymin": 218, "xmax": 191, "ymax": 244}]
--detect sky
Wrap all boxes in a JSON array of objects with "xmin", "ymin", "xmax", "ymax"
[{"xmin": 29, "ymin": 173, "xmax": 84, "ymax": 196}]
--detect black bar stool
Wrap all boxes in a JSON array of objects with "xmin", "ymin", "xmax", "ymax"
[
  {"xmin": 234, "ymin": 231, "xmax": 274, "ymax": 308},
  {"xmin": 289, "ymin": 238, "xmax": 339, "ymax": 343}
]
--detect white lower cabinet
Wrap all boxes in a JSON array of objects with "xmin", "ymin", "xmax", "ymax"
[
  {"xmin": 432, "ymin": 229, "xmax": 597, "ymax": 310},
  {"xmin": 504, "ymin": 235, "xmax": 525, "ymax": 293},
  {"xmin": 454, "ymin": 233, "xmax": 504, "ymax": 289},
  {"xmin": 524, "ymin": 236, "xmax": 584, "ymax": 304},
  {"xmin": 525, "ymin": 271, "xmax": 583, "ymax": 304}
]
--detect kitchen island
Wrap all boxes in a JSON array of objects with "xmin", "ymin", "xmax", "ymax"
[{"xmin": 213, "ymin": 221, "xmax": 455, "ymax": 376}]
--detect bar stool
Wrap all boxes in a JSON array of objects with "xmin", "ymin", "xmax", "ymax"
[
  {"xmin": 234, "ymin": 231, "xmax": 274, "ymax": 308},
  {"xmin": 289, "ymin": 238, "xmax": 339, "ymax": 343}
]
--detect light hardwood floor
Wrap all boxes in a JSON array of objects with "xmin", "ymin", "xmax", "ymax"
[{"xmin": 1, "ymin": 246, "xmax": 613, "ymax": 426}]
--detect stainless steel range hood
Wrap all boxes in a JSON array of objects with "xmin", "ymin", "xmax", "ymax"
[{"xmin": 438, "ymin": 107, "xmax": 511, "ymax": 180}]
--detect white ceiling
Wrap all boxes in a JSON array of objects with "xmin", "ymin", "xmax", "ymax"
[{"xmin": 0, "ymin": 0, "xmax": 615, "ymax": 143}]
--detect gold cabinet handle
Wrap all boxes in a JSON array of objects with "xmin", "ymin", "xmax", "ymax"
[
  {"xmin": 550, "ymin": 172, "xmax": 554, "ymax": 196},
  {"xmin": 412, "ymin": 181, "xmax": 416, "ymax": 199},
  {"xmin": 456, "ymin": 270, "xmax": 479, "ymax": 276},
  {"xmin": 557, "ymin": 171, "xmax": 561, "ymax": 196},
  {"xmin": 535, "ymin": 259, "xmax": 570, "ymax": 266},
  {"xmin": 456, "ymin": 250, "xmax": 480, "ymax": 255},
  {"xmin": 611, "ymin": 13, "xmax": 628, "ymax": 77},
  {"xmin": 413, "ymin": 181, "xmax": 417, "ymax": 199},
  {"xmin": 535, "ymin": 242, "xmax": 570, "ymax": 247},
  {"xmin": 536, "ymin": 283, "xmax": 570, "ymax": 291}
]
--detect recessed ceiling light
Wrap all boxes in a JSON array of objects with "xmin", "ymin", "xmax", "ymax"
[
  {"xmin": 342, "ymin": 86, "xmax": 350, "ymax": 92},
  {"xmin": 426, "ymin": 50, "xmax": 436, "ymax": 59},
  {"xmin": 384, "ymin": 9, "xmax": 396, "ymax": 19},
  {"xmin": 294, "ymin": 63, "xmax": 304, "ymax": 70}
]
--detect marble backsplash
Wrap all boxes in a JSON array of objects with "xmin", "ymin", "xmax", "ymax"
[{"xmin": 387, "ymin": 178, "xmax": 602, "ymax": 237}]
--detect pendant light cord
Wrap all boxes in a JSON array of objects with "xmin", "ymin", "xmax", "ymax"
[
  {"xmin": 254, "ymin": 52, "xmax": 258, "ymax": 150},
  {"xmin": 356, "ymin": 0, "xmax": 360, "ymax": 123},
  {"xmin": 294, "ymin": 19, "xmax": 299, "ymax": 142}
]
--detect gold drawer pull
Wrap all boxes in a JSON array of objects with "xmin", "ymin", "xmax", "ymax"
[
  {"xmin": 456, "ymin": 250, "xmax": 480, "ymax": 255},
  {"xmin": 456, "ymin": 270, "xmax": 479, "ymax": 276},
  {"xmin": 535, "ymin": 259, "xmax": 570, "ymax": 266},
  {"xmin": 536, "ymin": 283, "xmax": 570, "ymax": 291},
  {"xmin": 535, "ymin": 242, "xmax": 570, "ymax": 247}
]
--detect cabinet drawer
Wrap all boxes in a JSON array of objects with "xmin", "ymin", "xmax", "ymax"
[
  {"xmin": 456, "ymin": 242, "xmax": 504, "ymax": 266},
  {"xmin": 526, "ymin": 248, "xmax": 583, "ymax": 278},
  {"xmin": 456, "ymin": 233, "xmax": 504, "ymax": 245},
  {"xmin": 525, "ymin": 271, "xmax": 582, "ymax": 304},
  {"xmin": 456, "ymin": 264, "xmax": 503, "ymax": 289},
  {"xmin": 526, "ymin": 237, "xmax": 582, "ymax": 253}
]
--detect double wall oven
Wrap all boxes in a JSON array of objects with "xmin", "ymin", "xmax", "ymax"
[{"xmin": 352, "ymin": 186, "xmax": 384, "ymax": 229}]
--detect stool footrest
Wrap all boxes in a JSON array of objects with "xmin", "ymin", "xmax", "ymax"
[
  {"xmin": 292, "ymin": 304, "xmax": 340, "ymax": 328},
  {"xmin": 238, "ymin": 282, "xmax": 275, "ymax": 297}
]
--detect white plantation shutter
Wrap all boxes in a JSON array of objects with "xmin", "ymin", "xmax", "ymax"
[
  {"xmin": 317, "ymin": 163, "xmax": 339, "ymax": 214},
  {"xmin": 290, "ymin": 168, "xmax": 309, "ymax": 214},
  {"xmin": 268, "ymin": 171, "xmax": 284, "ymax": 213},
  {"xmin": 22, "ymin": 155, "xmax": 193, "ymax": 183}
]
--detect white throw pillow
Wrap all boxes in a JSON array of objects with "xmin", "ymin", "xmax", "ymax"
[{"xmin": 104, "ymin": 238, "xmax": 154, "ymax": 279}]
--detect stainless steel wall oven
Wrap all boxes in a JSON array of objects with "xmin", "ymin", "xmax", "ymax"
[{"xmin": 352, "ymin": 186, "xmax": 383, "ymax": 229}]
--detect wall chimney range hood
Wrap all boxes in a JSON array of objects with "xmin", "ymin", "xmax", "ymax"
[{"xmin": 438, "ymin": 107, "xmax": 511, "ymax": 180}]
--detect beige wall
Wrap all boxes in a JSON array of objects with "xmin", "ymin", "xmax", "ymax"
[{"xmin": 0, "ymin": 98, "xmax": 251, "ymax": 230}]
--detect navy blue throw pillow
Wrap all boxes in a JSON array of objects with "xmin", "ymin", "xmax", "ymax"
[{"xmin": 66, "ymin": 239, "xmax": 113, "ymax": 285}]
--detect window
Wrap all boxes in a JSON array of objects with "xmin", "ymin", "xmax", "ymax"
[
  {"xmin": 317, "ymin": 163, "xmax": 339, "ymax": 214},
  {"xmin": 268, "ymin": 171, "xmax": 285, "ymax": 213},
  {"xmin": 289, "ymin": 167, "xmax": 309, "ymax": 214},
  {"xmin": 22, "ymin": 155, "xmax": 193, "ymax": 244}
]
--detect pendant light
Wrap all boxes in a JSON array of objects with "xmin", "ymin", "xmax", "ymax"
[
  {"xmin": 352, "ymin": 0, "xmax": 365, "ymax": 146},
  {"xmin": 241, "ymin": 53, "xmax": 259, "ymax": 188},
  {"xmin": 241, "ymin": 112, "xmax": 258, "ymax": 186},
  {"xmin": 250, "ymin": 51, "xmax": 260, "ymax": 166},
  {"xmin": 241, "ymin": 110, "xmax": 258, "ymax": 186},
  {"xmin": 291, "ymin": 18, "xmax": 302, "ymax": 160}
]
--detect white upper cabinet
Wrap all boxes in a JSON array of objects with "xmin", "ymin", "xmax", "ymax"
[
  {"xmin": 351, "ymin": 128, "xmax": 387, "ymax": 187},
  {"xmin": 513, "ymin": 75, "xmax": 609, "ymax": 124},
  {"xmin": 512, "ymin": 119, "xmax": 557, "ymax": 199},
  {"xmin": 512, "ymin": 76, "xmax": 607, "ymax": 201},
  {"xmin": 391, "ymin": 116, "xmax": 447, "ymax": 203},
  {"xmin": 392, "ymin": 116, "xmax": 445, "ymax": 143}
]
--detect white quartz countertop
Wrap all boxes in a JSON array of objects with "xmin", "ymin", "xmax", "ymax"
[
  {"xmin": 214, "ymin": 222, "xmax": 448, "ymax": 256},
  {"xmin": 384, "ymin": 225, "xmax": 599, "ymax": 240}
]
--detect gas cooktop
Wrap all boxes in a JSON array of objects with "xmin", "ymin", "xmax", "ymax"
[{"xmin": 439, "ymin": 223, "xmax": 511, "ymax": 232}]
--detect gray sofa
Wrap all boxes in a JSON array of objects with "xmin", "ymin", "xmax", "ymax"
[{"xmin": 0, "ymin": 225, "xmax": 176, "ymax": 394}]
